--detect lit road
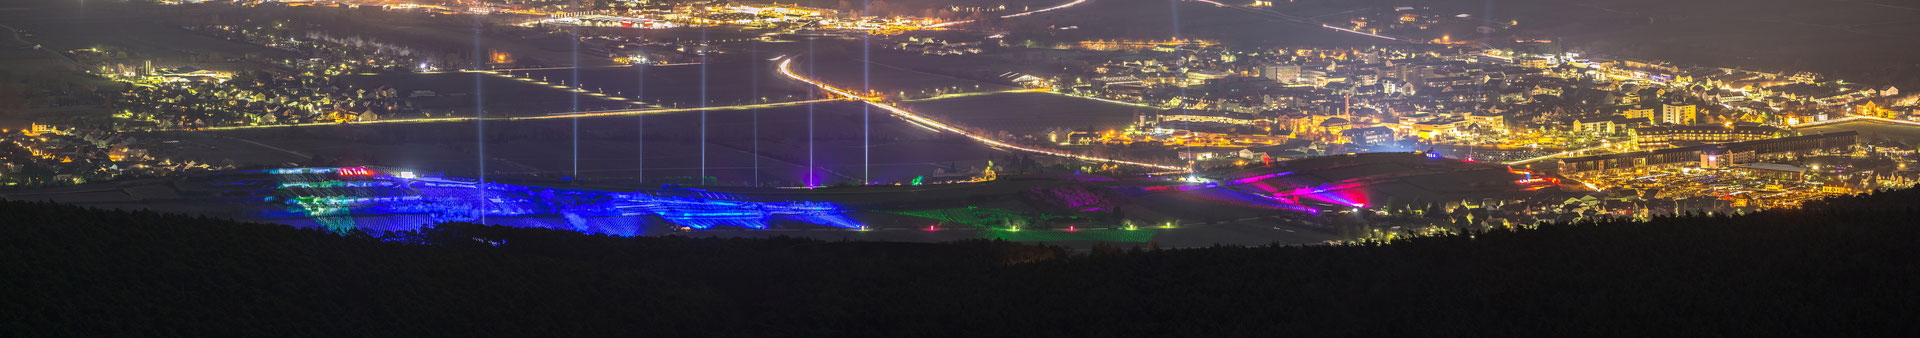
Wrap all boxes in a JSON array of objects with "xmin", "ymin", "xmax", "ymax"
[
  {"xmin": 900, "ymin": 88, "xmax": 1049, "ymax": 102},
  {"xmin": 777, "ymin": 56, "xmax": 1189, "ymax": 172},
  {"xmin": 926, "ymin": 0, "xmax": 1089, "ymax": 28}
]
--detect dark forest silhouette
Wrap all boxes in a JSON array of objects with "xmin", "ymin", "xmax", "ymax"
[{"xmin": 7, "ymin": 188, "xmax": 1920, "ymax": 336}]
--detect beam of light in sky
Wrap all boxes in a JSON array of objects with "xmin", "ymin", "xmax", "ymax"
[
  {"xmin": 700, "ymin": 27, "xmax": 710, "ymax": 185},
  {"xmin": 751, "ymin": 40, "xmax": 762, "ymax": 187},
  {"xmin": 571, "ymin": 21, "xmax": 581, "ymax": 179},
  {"xmin": 472, "ymin": 14, "xmax": 487, "ymax": 223},
  {"xmin": 1172, "ymin": 0, "xmax": 1190, "ymax": 172},
  {"xmin": 808, "ymin": 38, "xmax": 817, "ymax": 187},
  {"xmin": 634, "ymin": 39, "xmax": 647, "ymax": 185},
  {"xmin": 864, "ymin": 0, "xmax": 872, "ymax": 185}
]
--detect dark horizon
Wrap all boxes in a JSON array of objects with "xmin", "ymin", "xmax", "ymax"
[{"xmin": 6, "ymin": 0, "xmax": 1920, "ymax": 335}]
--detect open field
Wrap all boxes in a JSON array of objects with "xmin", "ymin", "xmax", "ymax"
[
  {"xmin": 0, "ymin": 153, "xmax": 1540, "ymax": 246},
  {"xmin": 338, "ymin": 72, "xmax": 636, "ymax": 116},
  {"xmin": 0, "ymin": 2, "xmax": 297, "ymax": 71},
  {"xmin": 1255, "ymin": 0, "xmax": 1920, "ymax": 88},
  {"xmin": 799, "ymin": 50, "xmax": 1017, "ymax": 95},
  {"xmin": 508, "ymin": 60, "xmax": 816, "ymax": 108},
  {"xmin": 142, "ymin": 101, "xmax": 1009, "ymax": 187},
  {"xmin": 1800, "ymin": 120, "xmax": 1920, "ymax": 144},
  {"xmin": 202, "ymin": 4, "xmax": 608, "ymax": 68},
  {"xmin": 993, "ymin": 0, "xmax": 1397, "ymax": 46},
  {"xmin": 0, "ymin": 172, "xmax": 1341, "ymax": 248},
  {"xmin": 8, "ymin": 19, "xmax": 297, "ymax": 69},
  {"xmin": 901, "ymin": 92, "xmax": 1153, "ymax": 135},
  {"xmin": 338, "ymin": 58, "xmax": 817, "ymax": 116}
]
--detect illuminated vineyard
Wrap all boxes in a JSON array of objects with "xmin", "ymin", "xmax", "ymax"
[{"xmin": 194, "ymin": 167, "xmax": 860, "ymax": 235}]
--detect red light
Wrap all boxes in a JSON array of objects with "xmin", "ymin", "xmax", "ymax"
[
  {"xmin": 926, "ymin": 225, "xmax": 937, "ymax": 231},
  {"xmin": 337, "ymin": 167, "xmax": 372, "ymax": 176},
  {"xmin": 620, "ymin": 20, "xmax": 633, "ymax": 27},
  {"xmin": 1515, "ymin": 177, "xmax": 1560, "ymax": 185}
]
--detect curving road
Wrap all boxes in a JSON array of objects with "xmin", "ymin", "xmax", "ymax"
[{"xmin": 777, "ymin": 56, "xmax": 1189, "ymax": 172}]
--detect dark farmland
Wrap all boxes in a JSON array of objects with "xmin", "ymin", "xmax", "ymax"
[
  {"xmin": 338, "ymin": 72, "xmax": 635, "ymax": 117},
  {"xmin": 800, "ymin": 53, "xmax": 1017, "ymax": 95},
  {"xmin": 6, "ymin": 8, "xmax": 299, "ymax": 67},
  {"xmin": 1800, "ymin": 120, "xmax": 1920, "ymax": 145},
  {"xmin": 144, "ymin": 101, "xmax": 1008, "ymax": 187},
  {"xmin": 507, "ymin": 60, "xmax": 816, "ymax": 108},
  {"xmin": 902, "ymin": 92, "xmax": 1157, "ymax": 135}
]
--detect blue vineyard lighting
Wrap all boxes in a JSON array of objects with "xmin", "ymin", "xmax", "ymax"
[{"xmin": 230, "ymin": 167, "xmax": 861, "ymax": 235}]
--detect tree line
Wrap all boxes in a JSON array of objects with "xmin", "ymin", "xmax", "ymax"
[{"xmin": 6, "ymin": 188, "xmax": 1920, "ymax": 336}]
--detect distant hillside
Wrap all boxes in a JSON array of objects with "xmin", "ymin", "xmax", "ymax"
[
  {"xmin": 6, "ymin": 188, "xmax": 1920, "ymax": 335},
  {"xmin": 1251, "ymin": 0, "xmax": 1920, "ymax": 88}
]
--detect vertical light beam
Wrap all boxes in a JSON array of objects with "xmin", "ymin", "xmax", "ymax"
[
  {"xmin": 632, "ymin": 9, "xmax": 649, "ymax": 186},
  {"xmin": 699, "ymin": 26, "xmax": 709, "ymax": 185},
  {"xmin": 571, "ymin": 19, "xmax": 581, "ymax": 180},
  {"xmin": 862, "ymin": 0, "xmax": 872, "ymax": 185},
  {"xmin": 751, "ymin": 40, "xmax": 760, "ymax": 187},
  {"xmin": 1170, "ymin": 0, "xmax": 1191, "ymax": 173},
  {"xmin": 807, "ymin": 41, "xmax": 816, "ymax": 187},
  {"xmin": 472, "ymin": 13, "xmax": 487, "ymax": 223}
]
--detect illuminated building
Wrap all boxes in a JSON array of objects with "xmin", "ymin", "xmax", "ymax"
[
  {"xmin": 566, "ymin": 15, "xmax": 674, "ymax": 28},
  {"xmin": 1259, "ymin": 63, "xmax": 1301, "ymax": 83},
  {"xmin": 1159, "ymin": 109, "xmax": 1265, "ymax": 126},
  {"xmin": 1466, "ymin": 112, "xmax": 1507, "ymax": 132},
  {"xmin": 22, "ymin": 123, "xmax": 61, "ymax": 136},
  {"xmin": 1632, "ymin": 125, "xmax": 1779, "ymax": 149},
  {"xmin": 1410, "ymin": 118, "xmax": 1465, "ymax": 140},
  {"xmin": 153, "ymin": 66, "xmax": 228, "ymax": 81},
  {"xmin": 1622, "ymin": 106, "xmax": 1657, "ymax": 123},
  {"xmin": 1574, "ymin": 116, "xmax": 1626, "ymax": 134},
  {"xmin": 1319, "ymin": 117, "xmax": 1353, "ymax": 137},
  {"xmin": 1518, "ymin": 57, "xmax": 1555, "ymax": 69},
  {"xmin": 1660, "ymin": 103, "xmax": 1698, "ymax": 125},
  {"xmin": 489, "ymin": 50, "xmax": 514, "ymax": 66},
  {"xmin": 1184, "ymin": 70, "xmax": 1233, "ymax": 86},
  {"xmin": 728, "ymin": 4, "xmax": 833, "ymax": 17},
  {"xmin": 1341, "ymin": 126, "xmax": 1397, "ymax": 145}
]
